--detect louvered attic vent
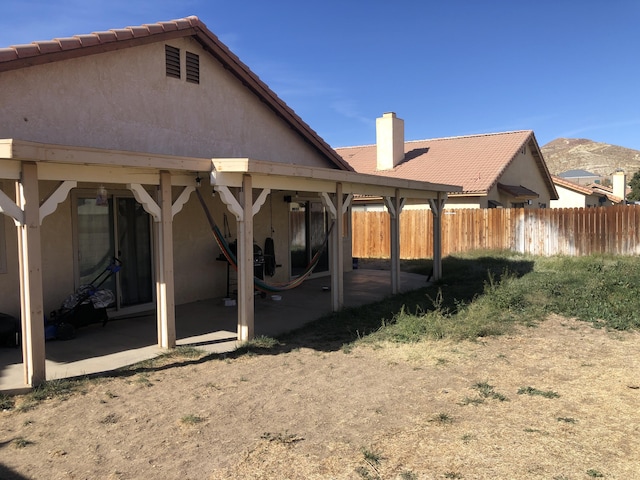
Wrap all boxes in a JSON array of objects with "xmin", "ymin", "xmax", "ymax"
[
  {"xmin": 186, "ymin": 52, "xmax": 200, "ymax": 84},
  {"xmin": 165, "ymin": 45, "xmax": 180, "ymax": 79}
]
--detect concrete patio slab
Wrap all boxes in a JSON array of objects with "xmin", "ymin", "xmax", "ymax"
[{"xmin": 0, "ymin": 269, "xmax": 428, "ymax": 393}]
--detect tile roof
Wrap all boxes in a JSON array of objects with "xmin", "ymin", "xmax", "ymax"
[
  {"xmin": 0, "ymin": 16, "xmax": 352, "ymax": 172},
  {"xmin": 336, "ymin": 130, "xmax": 555, "ymax": 196},
  {"xmin": 0, "ymin": 18, "xmax": 198, "ymax": 64},
  {"xmin": 588, "ymin": 182, "xmax": 626, "ymax": 203},
  {"xmin": 552, "ymin": 175, "xmax": 625, "ymax": 203},
  {"xmin": 551, "ymin": 175, "xmax": 598, "ymax": 196}
]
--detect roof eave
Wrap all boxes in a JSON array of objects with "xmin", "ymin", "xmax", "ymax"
[{"xmin": 484, "ymin": 131, "xmax": 559, "ymax": 201}]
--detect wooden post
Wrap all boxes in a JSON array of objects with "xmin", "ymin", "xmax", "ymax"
[
  {"xmin": 384, "ymin": 190, "xmax": 404, "ymax": 294},
  {"xmin": 156, "ymin": 171, "xmax": 176, "ymax": 348},
  {"xmin": 17, "ymin": 162, "xmax": 46, "ymax": 386},
  {"xmin": 237, "ymin": 175, "xmax": 254, "ymax": 341},
  {"xmin": 330, "ymin": 183, "xmax": 344, "ymax": 311},
  {"xmin": 429, "ymin": 193, "xmax": 446, "ymax": 281}
]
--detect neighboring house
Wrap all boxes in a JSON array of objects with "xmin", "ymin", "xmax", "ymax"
[
  {"xmin": 557, "ymin": 169, "xmax": 602, "ymax": 186},
  {"xmin": 551, "ymin": 175, "xmax": 613, "ymax": 208},
  {"xmin": 0, "ymin": 17, "xmax": 459, "ymax": 387},
  {"xmin": 590, "ymin": 170, "xmax": 628, "ymax": 204},
  {"xmin": 551, "ymin": 171, "xmax": 627, "ymax": 208},
  {"xmin": 336, "ymin": 113, "xmax": 558, "ymax": 210}
]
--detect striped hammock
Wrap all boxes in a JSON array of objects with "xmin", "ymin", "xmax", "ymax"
[{"xmin": 195, "ymin": 189, "xmax": 333, "ymax": 293}]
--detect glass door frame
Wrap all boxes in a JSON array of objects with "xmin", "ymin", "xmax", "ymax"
[
  {"xmin": 288, "ymin": 197, "xmax": 330, "ymax": 279},
  {"xmin": 71, "ymin": 188, "xmax": 156, "ymax": 316}
]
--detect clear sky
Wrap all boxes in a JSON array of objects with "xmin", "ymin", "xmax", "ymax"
[{"xmin": 2, "ymin": 0, "xmax": 639, "ymax": 150}]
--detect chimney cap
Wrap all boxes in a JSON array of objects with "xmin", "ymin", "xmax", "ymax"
[{"xmin": 382, "ymin": 112, "xmax": 397, "ymax": 118}]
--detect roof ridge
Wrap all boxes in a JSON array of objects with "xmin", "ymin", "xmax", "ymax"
[
  {"xmin": 406, "ymin": 130, "xmax": 532, "ymax": 144},
  {"xmin": 334, "ymin": 130, "xmax": 533, "ymax": 150},
  {"xmin": 334, "ymin": 143, "xmax": 376, "ymax": 150}
]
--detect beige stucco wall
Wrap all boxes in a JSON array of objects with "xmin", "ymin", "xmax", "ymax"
[
  {"xmin": 495, "ymin": 147, "xmax": 552, "ymax": 208},
  {"xmin": 0, "ymin": 181, "xmax": 300, "ymax": 316},
  {"xmin": 171, "ymin": 187, "xmax": 293, "ymax": 304},
  {"xmin": 551, "ymin": 186, "xmax": 585, "ymax": 208},
  {"xmin": 0, "ymin": 38, "xmax": 332, "ymax": 167},
  {"xmin": 0, "ymin": 38, "xmax": 350, "ymax": 316},
  {"xmin": 0, "ymin": 181, "xmax": 76, "ymax": 317}
]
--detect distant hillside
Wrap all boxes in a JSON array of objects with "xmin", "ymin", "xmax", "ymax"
[{"xmin": 540, "ymin": 138, "xmax": 640, "ymax": 177}]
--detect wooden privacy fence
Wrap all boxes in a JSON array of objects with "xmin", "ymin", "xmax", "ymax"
[{"xmin": 352, "ymin": 205, "xmax": 640, "ymax": 258}]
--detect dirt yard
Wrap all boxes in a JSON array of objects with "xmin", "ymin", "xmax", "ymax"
[{"xmin": 1, "ymin": 315, "xmax": 639, "ymax": 479}]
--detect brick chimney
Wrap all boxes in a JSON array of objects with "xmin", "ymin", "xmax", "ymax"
[
  {"xmin": 612, "ymin": 170, "xmax": 627, "ymax": 203},
  {"xmin": 376, "ymin": 112, "xmax": 404, "ymax": 170}
]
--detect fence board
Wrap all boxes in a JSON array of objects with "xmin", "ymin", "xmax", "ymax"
[{"xmin": 352, "ymin": 205, "xmax": 640, "ymax": 258}]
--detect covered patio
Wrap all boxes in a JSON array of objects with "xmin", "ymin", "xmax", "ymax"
[
  {"xmin": 0, "ymin": 267, "xmax": 429, "ymax": 393},
  {"xmin": 0, "ymin": 139, "xmax": 461, "ymax": 390}
]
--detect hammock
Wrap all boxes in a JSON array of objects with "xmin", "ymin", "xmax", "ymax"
[{"xmin": 195, "ymin": 189, "xmax": 333, "ymax": 293}]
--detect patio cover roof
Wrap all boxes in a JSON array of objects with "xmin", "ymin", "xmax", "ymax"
[
  {"xmin": 1, "ymin": 138, "xmax": 461, "ymax": 389},
  {"xmin": 0, "ymin": 139, "xmax": 461, "ymax": 197}
]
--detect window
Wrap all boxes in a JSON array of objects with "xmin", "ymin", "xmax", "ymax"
[
  {"xmin": 186, "ymin": 51, "xmax": 200, "ymax": 84},
  {"xmin": 165, "ymin": 45, "xmax": 181, "ymax": 79}
]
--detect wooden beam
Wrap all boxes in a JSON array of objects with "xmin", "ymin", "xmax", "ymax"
[
  {"xmin": 0, "ymin": 186, "xmax": 24, "ymax": 224},
  {"xmin": 8, "ymin": 139, "xmax": 211, "ymax": 173},
  {"xmin": 210, "ymin": 158, "xmax": 461, "ymax": 197},
  {"xmin": 16, "ymin": 163, "xmax": 46, "ymax": 386}
]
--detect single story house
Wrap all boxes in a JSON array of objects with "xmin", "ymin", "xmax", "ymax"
[
  {"xmin": 335, "ymin": 112, "xmax": 558, "ymax": 210},
  {"xmin": 557, "ymin": 169, "xmax": 602, "ymax": 186},
  {"xmin": 0, "ymin": 17, "xmax": 460, "ymax": 387},
  {"xmin": 550, "ymin": 175, "xmax": 618, "ymax": 208}
]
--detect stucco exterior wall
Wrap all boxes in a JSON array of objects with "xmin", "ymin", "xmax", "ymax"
[
  {"xmin": 497, "ymin": 148, "xmax": 552, "ymax": 208},
  {"xmin": 0, "ymin": 38, "xmax": 332, "ymax": 168},
  {"xmin": 0, "ymin": 182, "xmax": 300, "ymax": 316},
  {"xmin": 0, "ymin": 181, "xmax": 76, "ymax": 317},
  {"xmin": 550, "ymin": 185, "xmax": 602, "ymax": 208},
  {"xmin": 0, "ymin": 38, "xmax": 351, "ymax": 317}
]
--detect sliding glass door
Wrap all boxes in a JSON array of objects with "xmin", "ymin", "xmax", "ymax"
[
  {"xmin": 75, "ymin": 193, "xmax": 153, "ymax": 311},
  {"xmin": 289, "ymin": 200, "xmax": 329, "ymax": 277}
]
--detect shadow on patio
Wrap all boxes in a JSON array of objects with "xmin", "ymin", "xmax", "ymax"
[{"xmin": 0, "ymin": 268, "xmax": 429, "ymax": 392}]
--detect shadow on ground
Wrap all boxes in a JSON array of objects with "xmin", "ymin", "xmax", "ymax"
[{"xmin": 105, "ymin": 255, "xmax": 535, "ymax": 379}]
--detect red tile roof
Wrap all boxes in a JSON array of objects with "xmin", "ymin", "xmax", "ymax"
[
  {"xmin": 587, "ymin": 182, "xmax": 626, "ymax": 203},
  {"xmin": 336, "ymin": 131, "xmax": 556, "ymax": 196},
  {"xmin": 552, "ymin": 175, "xmax": 626, "ymax": 204},
  {"xmin": 0, "ymin": 16, "xmax": 352, "ymax": 171},
  {"xmin": 551, "ymin": 175, "xmax": 598, "ymax": 196}
]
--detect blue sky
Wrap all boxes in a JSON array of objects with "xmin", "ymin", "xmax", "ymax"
[{"xmin": 2, "ymin": 0, "xmax": 640, "ymax": 150}]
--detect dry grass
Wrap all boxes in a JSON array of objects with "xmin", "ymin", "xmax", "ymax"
[{"xmin": 1, "ymin": 315, "xmax": 639, "ymax": 479}]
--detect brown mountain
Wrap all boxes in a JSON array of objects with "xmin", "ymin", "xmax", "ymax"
[{"xmin": 540, "ymin": 138, "xmax": 640, "ymax": 177}]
